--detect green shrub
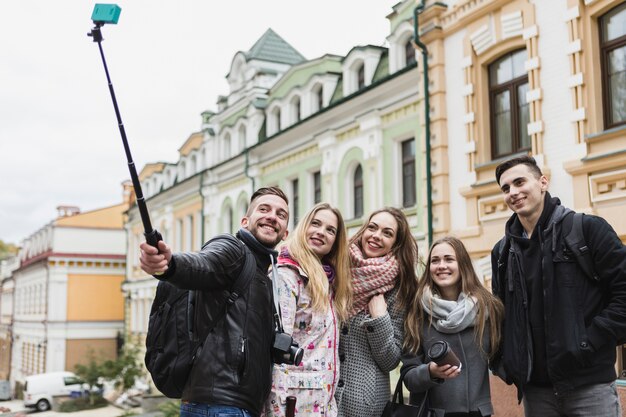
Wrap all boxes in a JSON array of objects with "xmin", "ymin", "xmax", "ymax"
[
  {"xmin": 158, "ymin": 400, "xmax": 180, "ymax": 417},
  {"xmin": 58, "ymin": 395, "xmax": 108, "ymax": 412}
]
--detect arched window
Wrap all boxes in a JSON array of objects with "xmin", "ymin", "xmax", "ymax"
[
  {"xmin": 223, "ymin": 205, "xmax": 233, "ymax": 233},
  {"xmin": 600, "ymin": 3, "xmax": 626, "ymax": 128},
  {"xmin": 353, "ymin": 165, "xmax": 364, "ymax": 218},
  {"xmin": 223, "ymin": 133, "xmax": 231, "ymax": 159},
  {"xmin": 357, "ymin": 64, "xmax": 365, "ymax": 89},
  {"xmin": 316, "ymin": 85, "xmax": 324, "ymax": 111},
  {"xmin": 238, "ymin": 125, "xmax": 247, "ymax": 152},
  {"xmin": 405, "ymin": 38, "xmax": 416, "ymax": 66},
  {"xmin": 489, "ymin": 49, "xmax": 529, "ymax": 158},
  {"xmin": 272, "ymin": 107, "xmax": 281, "ymax": 133},
  {"xmin": 292, "ymin": 96, "xmax": 301, "ymax": 123}
]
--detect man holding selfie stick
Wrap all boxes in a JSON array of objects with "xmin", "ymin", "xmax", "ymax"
[{"xmin": 140, "ymin": 187, "xmax": 290, "ymax": 417}]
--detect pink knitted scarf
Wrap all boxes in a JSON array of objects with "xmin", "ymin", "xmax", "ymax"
[{"xmin": 349, "ymin": 243, "xmax": 399, "ymax": 317}]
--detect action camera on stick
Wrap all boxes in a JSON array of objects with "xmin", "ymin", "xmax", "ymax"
[{"xmin": 87, "ymin": 4, "xmax": 163, "ymax": 253}]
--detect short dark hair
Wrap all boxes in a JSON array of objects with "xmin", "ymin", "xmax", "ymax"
[
  {"xmin": 495, "ymin": 155, "xmax": 543, "ymax": 185},
  {"xmin": 246, "ymin": 186, "xmax": 289, "ymax": 216}
]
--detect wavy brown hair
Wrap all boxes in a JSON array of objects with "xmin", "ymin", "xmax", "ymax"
[
  {"xmin": 350, "ymin": 207, "xmax": 418, "ymax": 323},
  {"xmin": 404, "ymin": 236, "xmax": 504, "ymax": 359},
  {"xmin": 283, "ymin": 203, "xmax": 352, "ymax": 322}
]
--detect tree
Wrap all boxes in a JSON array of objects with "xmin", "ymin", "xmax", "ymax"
[
  {"xmin": 74, "ymin": 344, "xmax": 144, "ymax": 405},
  {"xmin": 104, "ymin": 343, "xmax": 144, "ymax": 391},
  {"xmin": 74, "ymin": 351, "xmax": 105, "ymax": 406},
  {"xmin": 0, "ymin": 240, "xmax": 18, "ymax": 260}
]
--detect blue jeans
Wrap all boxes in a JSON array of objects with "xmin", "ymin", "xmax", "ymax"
[
  {"xmin": 523, "ymin": 382, "xmax": 621, "ymax": 417},
  {"xmin": 180, "ymin": 403, "xmax": 256, "ymax": 417}
]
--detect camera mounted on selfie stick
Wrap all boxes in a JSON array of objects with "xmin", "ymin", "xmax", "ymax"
[{"xmin": 87, "ymin": 4, "xmax": 163, "ymax": 252}]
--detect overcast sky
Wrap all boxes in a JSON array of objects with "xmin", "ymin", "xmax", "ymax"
[{"xmin": 0, "ymin": 1, "xmax": 398, "ymax": 245}]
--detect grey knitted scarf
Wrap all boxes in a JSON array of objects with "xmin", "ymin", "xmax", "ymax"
[{"xmin": 420, "ymin": 287, "xmax": 478, "ymax": 333}]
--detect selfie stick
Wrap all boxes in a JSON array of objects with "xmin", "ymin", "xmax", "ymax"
[{"xmin": 88, "ymin": 4, "xmax": 162, "ymax": 250}]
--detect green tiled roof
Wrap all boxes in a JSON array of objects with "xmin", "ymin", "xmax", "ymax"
[{"xmin": 246, "ymin": 28, "xmax": 306, "ymax": 65}]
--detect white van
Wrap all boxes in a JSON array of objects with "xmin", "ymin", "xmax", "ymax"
[{"xmin": 23, "ymin": 371, "xmax": 85, "ymax": 411}]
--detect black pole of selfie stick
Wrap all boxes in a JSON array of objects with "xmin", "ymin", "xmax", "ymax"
[{"xmin": 88, "ymin": 23, "xmax": 162, "ymax": 249}]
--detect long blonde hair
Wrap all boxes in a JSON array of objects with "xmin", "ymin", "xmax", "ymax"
[
  {"xmin": 404, "ymin": 236, "xmax": 504, "ymax": 358},
  {"xmin": 284, "ymin": 203, "xmax": 352, "ymax": 322}
]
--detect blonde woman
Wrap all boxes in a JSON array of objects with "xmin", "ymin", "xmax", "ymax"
[
  {"xmin": 401, "ymin": 236, "xmax": 504, "ymax": 417},
  {"xmin": 265, "ymin": 203, "xmax": 351, "ymax": 417}
]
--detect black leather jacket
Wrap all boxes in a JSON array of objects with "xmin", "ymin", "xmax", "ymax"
[
  {"xmin": 160, "ymin": 228, "xmax": 276, "ymax": 416},
  {"xmin": 491, "ymin": 198, "xmax": 626, "ymax": 399}
]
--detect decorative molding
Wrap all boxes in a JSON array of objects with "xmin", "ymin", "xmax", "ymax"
[
  {"xmin": 526, "ymin": 88, "xmax": 542, "ymax": 103},
  {"xmin": 501, "ymin": 11, "xmax": 524, "ymax": 39},
  {"xmin": 566, "ymin": 39, "xmax": 582, "ymax": 55},
  {"xmin": 381, "ymin": 102, "xmax": 419, "ymax": 125},
  {"xmin": 528, "ymin": 121, "xmax": 544, "ymax": 135},
  {"xmin": 470, "ymin": 23, "xmax": 496, "ymax": 55},
  {"xmin": 584, "ymin": 0, "xmax": 595, "ymax": 4},
  {"xmin": 522, "ymin": 25, "xmax": 538, "ymax": 40},
  {"xmin": 216, "ymin": 177, "xmax": 248, "ymax": 192},
  {"xmin": 571, "ymin": 108, "xmax": 586, "ymax": 122},
  {"xmin": 589, "ymin": 169, "xmax": 626, "ymax": 203},
  {"xmin": 478, "ymin": 194, "xmax": 510, "ymax": 222},
  {"xmin": 568, "ymin": 73, "xmax": 584, "ymax": 88},
  {"xmin": 524, "ymin": 57, "xmax": 540, "ymax": 71},
  {"xmin": 336, "ymin": 126, "xmax": 360, "ymax": 142},
  {"xmin": 461, "ymin": 56, "xmax": 473, "ymax": 69},
  {"xmin": 464, "ymin": 140, "xmax": 477, "ymax": 154},
  {"xmin": 564, "ymin": 6, "xmax": 580, "ymax": 22},
  {"xmin": 462, "ymin": 83, "xmax": 475, "ymax": 97},
  {"xmin": 260, "ymin": 145, "xmax": 318, "ymax": 175},
  {"xmin": 463, "ymin": 112, "xmax": 476, "ymax": 124}
]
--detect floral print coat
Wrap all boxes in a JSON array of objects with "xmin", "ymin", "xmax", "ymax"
[{"xmin": 264, "ymin": 264, "xmax": 339, "ymax": 417}]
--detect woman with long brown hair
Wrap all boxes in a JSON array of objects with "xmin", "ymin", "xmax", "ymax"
[
  {"xmin": 402, "ymin": 236, "xmax": 504, "ymax": 417},
  {"xmin": 265, "ymin": 203, "xmax": 351, "ymax": 417},
  {"xmin": 336, "ymin": 207, "xmax": 418, "ymax": 417}
]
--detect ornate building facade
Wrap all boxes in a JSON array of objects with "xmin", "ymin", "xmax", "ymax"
[{"xmin": 125, "ymin": 0, "xmax": 626, "ymax": 382}]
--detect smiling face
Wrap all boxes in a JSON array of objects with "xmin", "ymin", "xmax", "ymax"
[
  {"xmin": 429, "ymin": 242, "xmax": 461, "ymax": 300},
  {"xmin": 360, "ymin": 211, "xmax": 398, "ymax": 259},
  {"xmin": 499, "ymin": 163, "xmax": 548, "ymax": 221},
  {"xmin": 241, "ymin": 194, "xmax": 289, "ymax": 248},
  {"xmin": 306, "ymin": 209, "xmax": 339, "ymax": 259}
]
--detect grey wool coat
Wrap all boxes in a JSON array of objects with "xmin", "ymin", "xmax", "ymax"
[
  {"xmin": 335, "ymin": 286, "xmax": 404, "ymax": 417},
  {"xmin": 401, "ymin": 321, "xmax": 494, "ymax": 417}
]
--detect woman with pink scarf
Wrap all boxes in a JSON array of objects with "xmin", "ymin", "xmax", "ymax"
[{"xmin": 335, "ymin": 207, "xmax": 419, "ymax": 417}]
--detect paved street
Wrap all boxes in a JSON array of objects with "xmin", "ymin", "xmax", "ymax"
[{"xmin": 0, "ymin": 399, "xmax": 140, "ymax": 416}]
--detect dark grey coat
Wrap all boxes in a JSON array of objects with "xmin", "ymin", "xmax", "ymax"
[
  {"xmin": 401, "ymin": 321, "xmax": 494, "ymax": 417},
  {"xmin": 336, "ymin": 286, "xmax": 404, "ymax": 417}
]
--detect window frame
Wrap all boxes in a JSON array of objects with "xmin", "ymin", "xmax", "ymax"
[
  {"xmin": 353, "ymin": 165, "xmax": 364, "ymax": 218},
  {"xmin": 488, "ymin": 49, "xmax": 530, "ymax": 159},
  {"xmin": 401, "ymin": 138, "xmax": 416, "ymax": 208},
  {"xmin": 599, "ymin": 3, "xmax": 626, "ymax": 129}
]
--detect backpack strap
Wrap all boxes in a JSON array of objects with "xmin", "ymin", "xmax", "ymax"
[{"xmin": 563, "ymin": 212, "xmax": 600, "ymax": 282}]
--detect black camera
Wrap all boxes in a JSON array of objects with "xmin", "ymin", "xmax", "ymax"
[{"xmin": 272, "ymin": 332, "xmax": 304, "ymax": 366}]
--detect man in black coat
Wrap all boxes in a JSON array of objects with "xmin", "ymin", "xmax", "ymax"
[
  {"xmin": 491, "ymin": 155, "xmax": 626, "ymax": 417},
  {"xmin": 140, "ymin": 186, "xmax": 289, "ymax": 417}
]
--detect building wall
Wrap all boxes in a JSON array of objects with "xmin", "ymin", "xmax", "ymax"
[
  {"xmin": 66, "ymin": 274, "xmax": 124, "ymax": 321},
  {"xmin": 65, "ymin": 338, "xmax": 117, "ymax": 374}
]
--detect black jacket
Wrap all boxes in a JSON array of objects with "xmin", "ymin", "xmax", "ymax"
[
  {"xmin": 491, "ymin": 197, "xmax": 626, "ymax": 400},
  {"xmin": 159, "ymin": 228, "xmax": 276, "ymax": 416}
]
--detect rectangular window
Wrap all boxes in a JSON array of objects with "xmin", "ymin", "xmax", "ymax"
[
  {"xmin": 313, "ymin": 171, "xmax": 322, "ymax": 204},
  {"xmin": 601, "ymin": 3, "xmax": 626, "ymax": 128},
  {"xmin": 489, "ymin": 49, "xmax": 530, "ymax": 159},
  {"xmin": 402, "ymin": 139, "xmax": 416, "ymax": 207}
]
